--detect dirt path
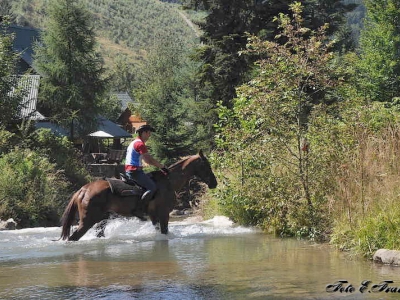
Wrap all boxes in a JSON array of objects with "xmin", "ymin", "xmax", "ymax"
[{"xmin": 178, "ymin": 11, "xmax": 201, "ymax": 38}]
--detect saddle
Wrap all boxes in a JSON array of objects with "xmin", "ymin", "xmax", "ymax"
[{"xmin": 106, "ymin": 174, "xmax": 145, "ymax": 197}]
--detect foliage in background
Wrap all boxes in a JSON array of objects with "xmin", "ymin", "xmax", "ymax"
[
  {"xmin": 98, "ymin": 93, "xmax": 122, "ymax": 122},
  {"xmin": 1, "ymin": 0, "xmax": 208, "ymax": 228},
  {"xmin": 0, "ymin": 128, "xmax": 15, "ymax": 156},
  {"xmin": 134, "ymin": 38, "xmax": 212, "ymax": 163},
  {"xmin": 344, "ymin": 0, "xmax": 365, "ymax": 46},
  {"xmin": 357, "ymin": 0, "xmax": 400, "ymax": 103},
  {"xmin": 33, "ymin": 0, "xmax": 107, "ymax": 140},
  {"xmin": 0, "ymin": 148, "xmax": 70, "ymax": 227},
  {"xmin": 7, "ymin": 0, "xmax": 199, "ymax": 93},
  {"xmin": 30, "ymin": 129, "xmax": 91, "ymax": 189},
  {"xmin": 0, "ymin": 19, "xmax": 26, "ymax": 128},
  {"xmin": 321, "ymin": 1, "xmax": 400, "ymax": 256},
  {"xmin": 184, "ymin": 0, "xmax": 357, "ymax": 151},
  {"xmin": 0, "ymin": 0, "xmax": 12, "ymax": 17},
  {"xmin": 0, "ymin": 125, "xmax": 90, "ymax": 227},
  {"xmin": 187, "ymin": 0, "xmax": 356, "ymax": 108},
  {"xmin": 327, "ymin": 103, "xmax": 400, "ymax": 257},
  {"xmin": 85, "ymin": 0, "xmax": 199, "ymax": 92}
]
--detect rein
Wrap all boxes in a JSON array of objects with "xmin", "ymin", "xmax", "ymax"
[{"xmin": 167, "ymin": 155, "xmax": 198, "ymax": 171}]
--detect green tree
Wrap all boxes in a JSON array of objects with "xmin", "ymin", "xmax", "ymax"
[
  {"xmin": 109, "ymin": 54, "xmax": 138, "ymax": 94},
  {"xmin": 357, "ymin": 0, "xmax": 400, "ymax": 102},
  {"xmin": 0, "ymin": 1, "xmax": 12, "ymax": 18},
  {"xmin": 212, "ymin": 2, "xmax": 341, "ymax": 238},
  {"xmin": 185, "ymin": 0, "xmax": 356, "ymax": 150},
  {"xmin": 189, "ymin": 0, "xmax": 355, "ymax": 108},
  {"xmin": 134, "ymin": 37, "xmax": 209, "ymax": 163},
  {"xmin": 98, "ymin": 93, "xmax": 121, "ymax": 122},
  {"xmin": 0, "ymin": 19, "xmax": 26, "ymax": 128},
  {"xmin": 34, "ymin": 0, "xmax": 107, "ymax": 139}
]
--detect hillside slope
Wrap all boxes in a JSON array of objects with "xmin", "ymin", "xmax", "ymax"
[{"xmin": 9, "ymin": 0, "xmax": 200, "ymax": 73}]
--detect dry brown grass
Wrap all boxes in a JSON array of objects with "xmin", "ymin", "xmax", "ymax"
[{"xmin": 329, "ymin": 125, "xmax": 400, "ymax": 227}]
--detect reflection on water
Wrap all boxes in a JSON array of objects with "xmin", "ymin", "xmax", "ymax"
[{"xmin": 0, "ymin": 216, "xmax": 400, "ymax": 299}]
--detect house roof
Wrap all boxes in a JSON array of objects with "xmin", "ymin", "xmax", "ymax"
[
  {"xmin": 35, "ymin": 121, "xmax": 69, "ymax": 137},
  {"xmin": 89, "ymin": 116, "xmax": 132, "ymax": 138},
  {"xmin": 19, "ymin": 75, "xmax": 44, "ymax": 120},
  {"xmin": 115, "ymin": 92, "xmax": 138, "ymax": 111},
  {"xmin": 7, "ymin": 25, "xmax": 40, "ymax": 68},
  {"xmin": 10, "ymin": 75, "xmax": 45, "ymax": 120},
  {"xmin": 36, "ymin": 116, "xmax": 132, "ymax": 139}
]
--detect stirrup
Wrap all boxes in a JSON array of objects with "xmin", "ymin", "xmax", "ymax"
[{"xmin": 141, "ymin": 190, "xmax": 152, "ymax": 202}]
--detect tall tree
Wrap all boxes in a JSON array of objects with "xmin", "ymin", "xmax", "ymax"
[
  {"xmin": 0, "ymin": 19, "xmax": 25, "ymax": 128},
  {"xmin": 34, "ymin": 0, "xmax": 107, "ymax": 139},
  {"xmin": 213, "ymin": 2, "xmax": 341, "ymax": 236},
  {"xmin": 188, "ymin": 0, "xmax": 355, "ymax": 108},
  {"xmin": 0, "ymin": 1, "xmax": 12, "ymax": 18},
  {"xmin": 357, "ymin": 0, "xmax": 400, "ymax": 102},
  {"xmin": 134, "ymin": 36, "xmax": 210, "ymax": 163}
]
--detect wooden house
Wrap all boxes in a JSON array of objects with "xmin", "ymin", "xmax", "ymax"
[{"xmin": 115, "ymin": 92, "xmax": 146, "ymax": 133}]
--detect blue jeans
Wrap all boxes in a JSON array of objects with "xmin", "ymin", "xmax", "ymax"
[{"xmin": 126, "ymin": 169, "xmax": 157, "ymax": 199}]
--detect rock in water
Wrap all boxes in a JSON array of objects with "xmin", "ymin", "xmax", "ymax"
[{"xmin": 0, "ymin": 218, "xmax": 17, "ymax": 230}]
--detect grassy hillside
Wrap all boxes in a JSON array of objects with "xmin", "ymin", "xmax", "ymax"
[{"xmin": 7, "ymin": 0, "xmax": 201, "ymax": 88}]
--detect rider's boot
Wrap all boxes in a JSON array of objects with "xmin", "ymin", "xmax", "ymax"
[{"xmin": 133, "ymin": 191, "xmax": 153, "ymax": 221}]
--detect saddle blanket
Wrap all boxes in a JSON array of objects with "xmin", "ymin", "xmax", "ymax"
[{"xmin": 106, "ymin": 178, "xmax": 144, "ymax": 197}]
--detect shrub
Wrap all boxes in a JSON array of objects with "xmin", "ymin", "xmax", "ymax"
[
  {"xmin": 31, "ymin": 128, "xmax": 91, "ymax": 188},
  {"xmin": 325, "ymin": 103, "xmax": 400, "ymax": 255},
  {"xmin": 0, "ymin": 148, "xmax": 70, "ymax": 227}
]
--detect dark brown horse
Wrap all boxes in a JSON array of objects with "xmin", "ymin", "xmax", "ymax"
[{"xmin": 60, "ymin": 150, "xmax": 217, "ymax": 241}]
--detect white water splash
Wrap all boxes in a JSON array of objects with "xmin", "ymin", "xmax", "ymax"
[
  {"xmin": 82, "ymin": 215, "xmax": 255, "ymax": 241},
  {"xmin": 0, "ymin": 216, "xmax": 256, "ymax": 262}
]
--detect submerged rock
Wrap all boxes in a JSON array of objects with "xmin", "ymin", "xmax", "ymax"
[
  {"xmin": 373, "ymin": 249, "xmax": 400, "ymax": 265},
  {"xmin": 0, "ymin": 218, "xmax": 17, "ymax": 230}
]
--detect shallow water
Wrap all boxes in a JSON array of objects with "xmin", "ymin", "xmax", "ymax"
[{"xmin": 0, "ymin": 216, "xmax": 400, "ymax": 299}]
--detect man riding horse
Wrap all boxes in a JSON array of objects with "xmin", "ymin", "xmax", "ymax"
[
  {"xmin": 60, "ymin": 149, "xmax": 217, "ymax": 241},
  {"xmin": 125, "ymin": 124, "xmax": 169, "ymax": 220}
]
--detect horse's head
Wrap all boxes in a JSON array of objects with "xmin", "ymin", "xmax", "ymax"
[{"xmin": 192, "ymin": 150, "xmax": 217, "ymax": 189}]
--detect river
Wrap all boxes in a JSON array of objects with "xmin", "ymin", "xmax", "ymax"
[{"xmin": 0, "ymin": 216, "xmax": 400, "ymax": 299}]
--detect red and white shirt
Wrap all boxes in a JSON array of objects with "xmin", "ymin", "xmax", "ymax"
[{"xmin": 125, "ymin": 138, "xmax": 148, "ymax": 171}]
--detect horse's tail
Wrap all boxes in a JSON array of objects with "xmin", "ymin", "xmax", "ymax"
[{"xmin": 60, "ymin": 189, "xmax": 80, "ymax": 241}]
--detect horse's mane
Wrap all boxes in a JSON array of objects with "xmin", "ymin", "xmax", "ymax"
[{"xmin": 168, "ymin": 154, "xmax": 198, "ymax": 170}]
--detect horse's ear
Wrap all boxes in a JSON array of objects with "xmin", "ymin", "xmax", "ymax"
[{"xmin": 198, "ymin": 149, "xmax": 204, "ymax": 158}]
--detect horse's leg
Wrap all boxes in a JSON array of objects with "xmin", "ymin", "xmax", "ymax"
[
  {"xmin": 68, "ymin": 222, "xmax": 94, "ymax": 241},
  {"xmin": 94, "ymin": 212, "xmax": 112, "ymax": 238},
  {"xmin": 159, "ymin": 213, "xmax": 169, "ymax": 235},
  {"xmin": 148, "ymin": 214, "xmax": 160, "ymax": 231},
  {"xmin": 69, "ymin": 207, "xmax": 105, "ymax": 241},
  {"xmin": 95, "ymin": 218, "xmax": 108, "ymax": 238}
]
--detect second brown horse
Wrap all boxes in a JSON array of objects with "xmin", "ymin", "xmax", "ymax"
[{"xmin": 60, "ymin": 150, "xmax": 217, "ymax": 241}]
